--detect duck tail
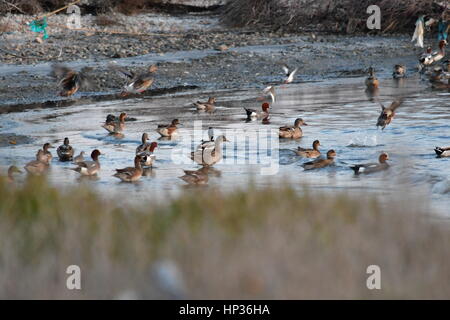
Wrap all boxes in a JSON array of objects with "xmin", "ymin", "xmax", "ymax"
[
  {"xmin": 243, "ymin": 108, "xmax": 253, "ymax": 117},
  {"xmin": 350, "ymin": 165, "xmax": 361, "ymax": 174},
  {"xmin": 435, "ymin": 147, "xmax": 444, "ymax": 156}
]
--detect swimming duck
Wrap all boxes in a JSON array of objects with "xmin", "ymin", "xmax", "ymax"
[
  {"xmin": 71, "ymin": 149, "xmax": 102, "ymax": 176},
  {"xmin": 302, "ymin": 150, "xmax": 337, "ymax": 170},
  {"xmin": 279, "ymin": 118, "xmax": 307, "ymax": 139},
  {"xmin": 113, "ymin": 155, "xmax": 144, "ymax": 182},
  {"xmin": 102, "ymin": 112, "xmax": 127, "ymax": 134},
  {"xmin": 156, "ymin": 119, "xmax": 180, "ymax": 138},
  {"xmin": 39, "ymin": 143, "xmax": 53, "ymax": 164},
  {"xmin": 295, "ymin": 140, "xmax": 321, "ymax": 158},
  {"xmin": 365, "ymin": 67, "xmax": 379, "ymax": 89},
  {"xmin": 137, "ymin": 142, "xmax": 158, "ymax": 167},
  {"xmin": 282, "ymin": 64, "xmax": 298, "ymax": 84},
  {"xmin": 51, "ymin": 64, "xmax": 91, "ymax": 97},
  {"xmin": 376, "ymin": 99, "xmax": 403, "ymax": 130},
  {"xmin": 392, "ymin": 64, "xmax": 406, "ymax": 79},
  {"xmin": 350, "ymin": 153, "xmax": 389, "ymax": 175},
  {"xmin": 191, "ymin": 135, "xmax": 229, "ymax": 166},
  {"xmin": 179, "ymin": 169, "xmax": 209, "ymax": 185},
  {"xmin": 419, "ymin": 46, "xmax": 433, "ymax": 70},
  {"xmin": 24, "ymin": 150, "xmax": 49, "ymax": 175},
  {"xmin": 57, "ymin": 137, "xmax": 74, "ymax": 162},
  {"xmin": 73, "ymin": 151, "xmax": 85, "ymax": 164},
  {"xmin": 244, "ymin": 103, "xmax": 270, "ymax": 120},
  {"xmin": 435, "ymin": 146, "xmax": 450, "ymax": 157},
  {"xmin": 7, "ymin": 165, "xmax": 22, "ymax": 183},
  {"xmin": 109, "ymin": 63, "xmax": 158, "ymax": 97},
  {"xmin": 136, "ymin": 133, "xmax": 150, "ymax": 154},
  {"xmin": 194, "ymin": 97, "xmax": 216, "ymax": 111}
]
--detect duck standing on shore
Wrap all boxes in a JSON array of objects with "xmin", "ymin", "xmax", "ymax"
[
  {"xmin": 194, "ymin": 97, "xmax": 216, "ymax": 111},
  {"xmin": 57, "ymin": 137, "xmax": 74, "ymax": 162}
]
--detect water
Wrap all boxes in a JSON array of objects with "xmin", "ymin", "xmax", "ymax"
[{"xmin": 1, "ymin": 76, "xmax": 449, "ymax": 214}]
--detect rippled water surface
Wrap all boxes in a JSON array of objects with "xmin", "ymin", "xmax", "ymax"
[{"xmin": 1, "ymin": 76, "xmax": 449, "ymax": 214}]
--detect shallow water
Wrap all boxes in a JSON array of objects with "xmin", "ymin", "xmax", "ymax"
[{"xmin": 1, "ymin": 76, "xmax": 449, "ymax": 214}]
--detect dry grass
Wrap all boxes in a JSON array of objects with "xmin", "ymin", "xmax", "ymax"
[
  {"xmin": 0, "ymin": 176, "xmax": 449, "ymax": 299},
  {"xmin": 221, "ymin": 0, "xmax": 443, "ymax": 33}
]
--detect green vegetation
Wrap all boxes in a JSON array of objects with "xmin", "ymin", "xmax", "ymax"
[{"xmin": 1, "ymin": 176, "xmax": 450, "ymax": 299}]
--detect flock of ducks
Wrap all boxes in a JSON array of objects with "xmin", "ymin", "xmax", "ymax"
[{"xmin": 3, "ymin": 39, "xmax": 450, "ymax": 185}]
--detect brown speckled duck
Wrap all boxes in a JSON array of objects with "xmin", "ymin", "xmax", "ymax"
[
  {"xmin": 376, "ymin": 99, "xmax": 403, "ymax": 130},
  {"xmin": 39, "ymin": 143, "xmax": 53, "ymax": 164},
  {"xmin": 365, "ymin": 67, "xmax": 379, "ymax": 89},
  {"xmin": 24, "ymin": 150, "xmax": 49, "ymax": 175},
  {"xmin": 102, "ymin": 112, "xmax": 127, "ymax": 134},
  {"xmin": 279, "ymin": 118, "xmax": 307, "ymax": 139},
  {"xmin": 350, "ymin": 153, "xmax": 389, "ymax": 175},
  {"xmin": 113, "ymin": 155, "xmax": 144, "ymax": 182},
  {"xmin": 179, "ymin": 169, "xmax": 209, "ymax": 185},
  {"xmin": 295, "ymin": 140, "xmax": 321, "ymax": 158},
  {"xmin": 194, "ymin": 97, "xmax": 216, "ymax": 111},
  {"xmin": 51, "ymin": 64, "xmax": 90, "ymax": 97},
  {"xmin": 393, "ymin": 64, "xmax": 406, "ymax": 79},
  {"xmin": 109, "ymin": 63, "xmax": 158, "ymax": 97},
  {"xmin": 302, "ymin": 150, "xmax": 336, "ymax": 170}
]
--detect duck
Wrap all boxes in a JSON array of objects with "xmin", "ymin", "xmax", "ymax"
[
  {"xmin": 261, "ymin": 86, "xmax": 276, "ymax": 103},
  {"xmin": 244, "ymin": 103, "xmax": 270, "ymax": 120},
  {"xmin": 179, "ymin": 169, "xmax": 209, "ymax": 185},
  {"xmin": 294, "ymin": 140, "xmax": 321, "ymax": 158},
  {"xmin": 73, "ymin": 151, "xmax": 85, "ymax": 164},
  {"xmin": 113, "ymin": 155, "xmax": 144, "ymax": 182},
  {"xmin": 102, "ymin": 112, "xmax": 127, "ymax": 134},
  {"xmin": 7, "ymin": 165, "xmax": 22, "ymax": 183},
  {"xmin": 57, "ymin": 137, "xmax": 74, "ymax": 162},
  {"xmin": 282, "ymin": 64, "xmax": 298, "ymax": 84},
  {"xmin": 194, "ymin": 97, "xmax": 216, "ymax": 111},
  {"xmin": 392, "ymin": 64, "xmax": 406, "ymax": 79},
  {"xmin": 365, "ymin": 67, "xmax": 379, "ymax": 89},
  {"xmin": 24, "ymin": 150, "xmax": 49, "ymax": 175},
  {"xmin": 279, "ymin": 118, "xmax": 307, "ymax": 139},
  {"xmin": 419, "ymin": 46, "xmax": 433, "ymax": 70},
  {"xmin": 426, "ymin": 40, "xmax": 447, "ymax": 65},
  {"xmin": 435, "ymin": 146, "xmax": 450, "ymax": 157},
  {"xmin": 71, "ymin": 149, "xmax": 102, "ymax": 176},
  {"xmin": 109, "ymin": 63, "xmax": 158, "ymax": 97},
  {"xmin": 376, "ymin": 99, "xmax": 403, "ymax": 130},
  {"xmin": 137, "ymin": 141, "xmax": 158, "ymax": 167},
  {"xmin": 350, "ymin": 153, "xmax": 389, "ymax": 175},
  {"xmin": 191, "ymin": 135, "xmax": 229, "ymax": 166},
  {"xmin": 136, "ymin": 133, "xmax": 150, "ymax": 154},
  {"xmin": 39, "ymin": 143, "xmax": 53, "ymax": 164},
  {"xmin": 302, "ymin": 150, "xmax": 337, "ymax": 170},
  {"xmin": 156, "ymin": 119, "xmax": 180, "ymax": 138},
  {"xmin": 51, "ymin": 64, "xmax": 91, "ymax": 97}
]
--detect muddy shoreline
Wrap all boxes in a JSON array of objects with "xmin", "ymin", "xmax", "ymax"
[{"xmin": 0, "ymin": 12, "xmax": 431, "ymax": 110}]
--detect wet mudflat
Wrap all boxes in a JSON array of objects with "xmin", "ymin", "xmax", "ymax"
[{"xmin": 1, "ymin": 74, "xmax": 449, "ymax": 214}]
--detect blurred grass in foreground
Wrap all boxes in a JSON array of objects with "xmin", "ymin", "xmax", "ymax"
[{"xmin": 1, "ymin": 176, "xmax": 450, "ymax": 299}]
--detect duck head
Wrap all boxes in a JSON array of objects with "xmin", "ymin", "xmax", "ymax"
[
  {"xmin": 63, "ymin": 137, "xmax": 70, "ymax": 145},
  {"xmin": 216, "ymin": 135, "xmax": 230, "ymax": 143},
  {"xmin": 171, "ymin": 119, "xmax": 181, "ymax": 126},
  {"xmin": 141, "ymin": 133, "xmax": 149, "ymax": 143},
  {"xmin": 119, "ymin": 112, "xmax": 127, "ymax": 122},
  {"xmin": 8, "ymin": 165, "xmax": 22, "ymax": 175},
  {"xmin": 261, "ymin": 103, "xmax": 270, "ymax": 112},
  {"xmin": 148, "ymin": 142, "xmax": 158, "ymax": 152},
  {"xmin": 326, "ymin": 150, "xmax": 337, "ymax": 159},
  {"xmin": 91, "ymin": 149, "xmax": 102, "ymax": 161},
  {"xmin": 208, "ymin": 97, "xmax": 216, "ymax": 104},
  {"xmin": 148, "ymin": 64, "xmax": 158, "ymax": 73},
  {"xmin": 294, "ymin": 118, "xmax": 308, "ymax": 127},
  {"xmin": 312, "ymin": 140, "xmax": 321, "ymax": 150},
  {"xmin": 379, "ymin": 152, "xmax": 389, "ymax": 163}
]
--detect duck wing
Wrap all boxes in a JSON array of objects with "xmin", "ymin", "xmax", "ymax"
[{"xmin": 108, "ymin": 62, "xmax": 135, "ymax": 79}]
